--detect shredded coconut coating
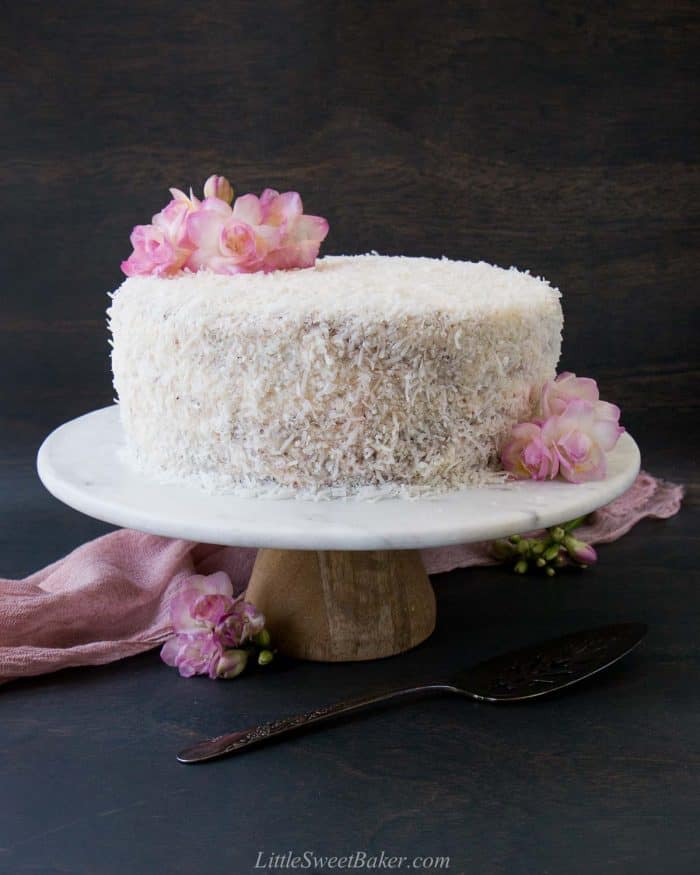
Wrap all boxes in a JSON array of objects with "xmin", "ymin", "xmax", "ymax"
[{"xmin": 108, "ymin": 255, "xmax": 563, "ymax": 499}]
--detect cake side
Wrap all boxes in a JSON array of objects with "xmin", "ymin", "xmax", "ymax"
[{"xmin": 109, "ymin": 255, "xmax": 563, "ymax": 498}]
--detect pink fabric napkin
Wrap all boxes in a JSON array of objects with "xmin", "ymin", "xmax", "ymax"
[{"xmin": 0, "ymin": 471, "xmax": 683, "ymax": 684}]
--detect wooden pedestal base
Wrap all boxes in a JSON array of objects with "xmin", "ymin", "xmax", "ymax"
[{"xmin": 245, "ymin": 549, "xmax": 436, "ymax": 662}]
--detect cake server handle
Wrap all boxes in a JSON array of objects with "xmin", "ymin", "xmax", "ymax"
[{"xmin": 177, "ymin": 682, "xmax": 450, "ymax": 763}]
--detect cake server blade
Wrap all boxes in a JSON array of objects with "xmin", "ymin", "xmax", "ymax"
[{"xmin": 177, "ymin": 623, "xmax": 647, "ymax": 763}]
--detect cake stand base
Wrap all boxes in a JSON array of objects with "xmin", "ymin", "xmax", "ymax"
[{"xmin": 246, "ymin": 549, "xmax": 436, "ymax": 661}]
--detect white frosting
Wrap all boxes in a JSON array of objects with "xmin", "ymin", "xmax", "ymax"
[{"xmin": 108, "ymin": 254, "xmax": 563, "ymax": 498}]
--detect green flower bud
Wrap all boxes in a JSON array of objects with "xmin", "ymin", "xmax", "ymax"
[
  {"xmin": 509, "ymin": 534, "xmax": 521, "ymax": 544},
  {"xmin": 531, "ymin": 541, "xmax": 544, "ymax": 556},
  {"xmin": 536, "ymin": 556, "xmax": 546, "ymax": 568},
  {"xmin": 550, "ymin": 526, "xmax": 566, "ymax": 543},
  {"xmin": 545, "ymin": 566, "xmax": 556, "ymax": 577},
  {"xmin": 514, "ymin": 559, "xmax": 528, "ymax": 574},
  {"xmin": 257, "ymin": 649, "xmax": 274, "ymax": 666},
  {"xmin": 544, "ymin": 544, "xmax": 561, "ymax": 562},
  {"xmin": 253, "ymin": 628, "xmax": 271, "ymax": 648},
  {"xmin": 492, "ymin": 539, "xmax": 515, "ymax": 560}
]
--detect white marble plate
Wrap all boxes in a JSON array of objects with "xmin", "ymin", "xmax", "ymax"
[{"xmin": 37, "ymin": 406, "xmax": 640, "ymax": 551}]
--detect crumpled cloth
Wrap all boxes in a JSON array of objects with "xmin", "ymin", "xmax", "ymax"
[{"xmin": 0, "ymin": 471, "xmax": 683, "ymax": 683}]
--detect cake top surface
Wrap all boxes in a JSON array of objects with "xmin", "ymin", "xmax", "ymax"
[{"xmin": 113, "ymin": 254, "xmax": 561, "ymax": 319}]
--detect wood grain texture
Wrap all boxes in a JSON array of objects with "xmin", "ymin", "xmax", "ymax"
[
  {"xmin": 0, "ymin": 1, "xmax": 698, "ymax": 417},
  {"xmin": 246, "ymin": 548, "xmax": 436, "ymax": 661}
]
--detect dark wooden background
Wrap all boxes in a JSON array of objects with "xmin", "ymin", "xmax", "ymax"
[
  {"xmin": 1, "ymin": 3, "xmax": 698, "ymax": 873},
  {"xmin": 1, "ymin": 1, "xmax": 698, "ymax": 429}
]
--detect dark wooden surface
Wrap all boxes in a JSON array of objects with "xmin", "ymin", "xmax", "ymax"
[
  {"xmin": 1, "ymin": 2, "xmax": 698, "ymax": 873},
  {"xmin": 0, "ymin": 415, "xmax": 697, "ymax": 874}
]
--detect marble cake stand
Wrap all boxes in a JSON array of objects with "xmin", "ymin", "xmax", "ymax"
[{"xmin": 37, "ymin": 406, "xmax": 641, "ymax": 662}]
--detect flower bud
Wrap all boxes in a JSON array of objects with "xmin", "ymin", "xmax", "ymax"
[
  {"xmin": 253, "ymin": 628, "xmax": 272, "ymax": 648},
  {"xmin": 216, "ymin": 648, "xmax": 248, "ymax": 679},
  {"xmin": 545, "ymin": 566, "xmax": 556, "ymax": 577},
  {"xmin": 514, "ymin": 559, "xmax": 528, "ymax": 574},
  {"xmin": 550, "ymin": 526, "xmax": 566, "ymax": 543},
  {"xmin": 536, "ymin": 557, "xmax": 546, "ymax": 568},
  {"xmin": 544, "ymin": 544, "xmax": 561, "ymax": 562},
  {"xmin": 258, "ymin": 649, "xmax": 274, "ymax": 666},
  {"xmin": 492, "ymin": 539, "xmax": 515, "ymax": 560},
  {"xmin": 531, "ymin": 541, "xmax": 544, "ymax": 556},
  {"xmin": 203, "ymin": 174, "xmax": 234, "ymax": 204},
  {"xmin": 563, "ymin": 535, "xmax": 597, "ymax": 565}
]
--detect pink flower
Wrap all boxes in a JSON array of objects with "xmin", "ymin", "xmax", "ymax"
[
  {"xmin": 203, "ymin": 174, "xmax": 234, "ymax": 204},
  {"xmin": 121, "ymin": 187, "xmax": 201, "ymax": 277},
  {"xmin": 502, "ymin": 371, "xmax": 625, "ymax": 484},
  {"xmin": 161, "ymin": 632, "xmax": 223, "ymax": 678},
  {"xmin": 169, "ymin": 571, "xmax": 234, "ymax": 634},
  {"xmin": 120, "ymin": 224, "xmax": 187, "ymax": 277},
  {"xmin": 216, "ymin": 599, "xmax": 265, "ymax": 648},
  {"xmin": 161, "ymin": 571, "xmax": 269, "ymax": 679},
  {"xmin": 259, "ymin": 188, "xmax": 301, "ymax": 224},
  {"xmin": 122, "ymin": 178, "xmax": 329, "ymax": 277},
  {"xmin": 152, "ymin": 198, "xmax": 195, "ymax": 250},
  {"xmin": 541, "ymin": 372, "xmax": 599, "ymax": 417},
  {"xmin": 256, "ymin": 188, "xmax": 329, "ymax": 271},
  {"xmin": 501, "ymin": 421, "xmax": 558, "ymax": 480},
  {"xmin": 540, "ymin": 373, "xmax": 623, "ymax": 429},
  {"xmin": 184, "ymin": 197, "xmax": 273, "ymax": 274},
  {"xmin": 541, "ymin": 399, "xmax": 623, "ymax": 483}
]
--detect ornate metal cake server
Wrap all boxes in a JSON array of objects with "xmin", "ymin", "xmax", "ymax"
[{"xmin": 177, "ymin": 623, "xmax": 646, "ymax": 764}]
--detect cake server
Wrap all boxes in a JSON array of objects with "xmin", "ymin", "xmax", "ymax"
[{"xmin": 177, "ymin": 622, "xmax": 646, "ymax": 764}]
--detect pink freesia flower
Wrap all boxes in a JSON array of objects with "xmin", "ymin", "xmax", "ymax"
[
  {"xmin": 169, "ymin": 571, "xmax": 234, "ymax": 633},
  {"xmin": 259, "ymin": 188, "xmax": 301, "ymax": 224},
  {"xmin": 540, "ymin": 372, "xmax": 623, "ymax": 427},
  {"xmin": 541, "ymin": 399, "xmax": 623, "ymax": 483},
  {"xmin": 216, "ymin": 599, "xmax": 266, "ymax": 648},
  {"xmin": 541, "ymin": 372, "xmax": 599, "ymax": 417},
  {"xmin": 161, "ymin": 571, "xmax": 269, "ymax": 679},
  {"xmin": 161, "ymin": 632, "xmax": 224, "ymax": 678},
  {"xmin": 121, "ymin": 187, "xmax": 201, "ymax": 276},
  {"xmin": 184, "ymin": 197, "xmax": 274, "ymax": 274},
  {"xmin": 257, "ymin": 188, "xmax": 329, "ymax": 271},
  {"xmin": 501, "ymin": 422, "xmax": 558, "ymax": 480},
  {"xmin": 152, "ymin": 198, "xmax": 193, "ymax": 249},
  {"xmin": 203, "ymin": 174, "xmax": 234, "ymax": 204},
  {"xmin": 502, "ymin": 371, "xmax": 624, "ymax": 484},
  {"xmin": 121, "ymin": 177, "xmax": 329, "ymax": 277},
  {"xmin": 120, "ymin": 224, "xmax": 187, "ymax": 277}
]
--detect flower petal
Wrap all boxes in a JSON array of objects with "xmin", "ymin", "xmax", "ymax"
[
  {"xmin": 265, "ymin": 191, "xmax": 303, "ymax": 227},
  {"xmin": 232, "ymin": 193, "xmax": 263, "ymax": 226}
]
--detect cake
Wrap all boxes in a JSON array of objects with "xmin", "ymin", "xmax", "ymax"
[{"xmin": 109, "ymin": 253, "xmax": 563, "ymax": 498}]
